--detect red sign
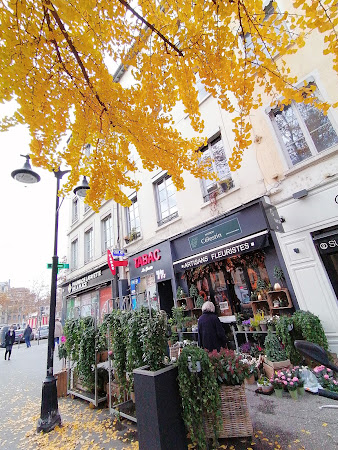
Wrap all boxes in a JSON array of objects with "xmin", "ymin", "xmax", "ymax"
[
  {"xmin": 107, "ymin": 250, "xmax": 128, "ymax": 275},
  {"xmin": 133, "ymin": 249, "xmax": 161, "ymax": 268}
]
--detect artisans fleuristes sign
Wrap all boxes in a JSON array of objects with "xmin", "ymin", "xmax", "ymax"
[{"xmin": 188, "ymin": 218, "xmax": 241, "ymax": 251}]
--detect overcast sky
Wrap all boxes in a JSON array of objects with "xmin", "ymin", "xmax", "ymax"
[{"xmin": 0, "ymin": 102, "xmax": 69, "ymax": 291}]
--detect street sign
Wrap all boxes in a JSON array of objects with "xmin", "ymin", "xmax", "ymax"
[
  {"xmin": 47, "ymin": 263, "xmax": 69, "ymax": 269},
  {"xmin": 113, "ymin": 249, "xmax": 125, "ymax": 257}
]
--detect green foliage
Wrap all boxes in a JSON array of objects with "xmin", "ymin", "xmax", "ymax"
[
  {"xmin": 142, "ymin": 311, "xmax": 168, "ymax": 371},
  {"xmin": 195, "ymin": 296, "xmax": 205, "ymax": 309},
  {"xmin": 273, "ymin": 266, "xmax": 285, "ymax": 283},
  {"xmin": 256, "ymin": 277, "xmax": 268, "ymax": 292},
  {"xmin": 176, "ymin": 286, "xmax": 185, "ymax": 299},
  {"xmin": 58, "ymin": 343, "xmax": 67, "ymax": 360},
  {"xmin": 276, "ymin": 310, "xmax": 328, "ymax": 364},
  {"xmin": 264, "ymin": 331, "xmax": 287, "ymax": 362},
  {"xmin": 257, "ymin": 376, "xmax": 270, "ymax": 386},
  {"xmin": 178, "ymin": 346, "xmax": 221, "ymax": 449},
  {"xmin": 189, "ymin": 284, "xmax": 199, "ymax": 299},
  {"xmin": 77, "ymin": 316, "xmax": 96, "ymax": 391},
  {"xmin": 172, "ymin": 306, "xmax": 185, "ymax": 329},
  {"xmin": 235, "ymin": 313, "xmax": 243, "ymax": 325},
  {"xmin": 209, "ymin": 349, "xmax": 251, "ymax": 385},
  {"xmin": 63, "ymin": 318, "xmax": 82, "ymax": 363}
]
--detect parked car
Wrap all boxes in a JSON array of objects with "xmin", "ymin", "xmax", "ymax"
[{"xmin": 34, "ymin": 325, "xmax": 49, "ymax": 340}]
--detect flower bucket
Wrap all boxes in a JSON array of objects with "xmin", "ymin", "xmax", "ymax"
[
  {"xmin": 237, "ymin": 324, "xmax": 244, "ymax": 332},
  {"xmin": 260, "ymin": 323, "xmax": 267, "ymax": 332},
  {"xmin": 274, "ymin": 388, "xmax": 283, "ymax": 399},
  {"xmin": 297, "ymin": 386, "xmax": 305, "ymax": 396},
  {"xmin": 244, "ymin": 326, "xmax": 250, "ymax": 332},
  {"xmin": 289, "ymin": 389, "xmax": 298, "ymax": 400}
]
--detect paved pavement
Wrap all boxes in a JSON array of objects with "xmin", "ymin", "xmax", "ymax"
[{"xmin": 0, "ymin": 340, "xmax": 337, "ymax": 449}]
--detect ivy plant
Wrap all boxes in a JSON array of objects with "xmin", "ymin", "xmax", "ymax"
[
  {"xmin": 178, "ymin": 346, "xmax": 221, "ymax": 449},
  {"xmin": 264, "ymin": 331, "xmax": 287, "ymax": 362}
]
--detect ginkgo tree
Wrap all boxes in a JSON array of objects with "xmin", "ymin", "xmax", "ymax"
[{"xmin": 0, "ymin": 0, "xmax": 337, "ymax": 209}]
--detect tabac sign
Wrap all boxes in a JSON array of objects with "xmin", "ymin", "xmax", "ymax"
[{"xmin": 128, "ymin": 241, "xmax": 173, "ymax": 281}]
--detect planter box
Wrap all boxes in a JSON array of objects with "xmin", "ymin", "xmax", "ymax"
[
  {"xmin": 55, "ymin": 369, "xmax": 68, "ymax": 398},
  {"xmin": 263, "ymin": 357, "xmax": 291, "ymax": 379},
  {"xmin": 205, "ymin": 384, "xmax": 253, "ymax": 438},
  {"xmin": 133, "ymin": 364, "xmax": 187, "ymax": 450}
]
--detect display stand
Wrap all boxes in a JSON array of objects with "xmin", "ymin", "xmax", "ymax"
[
  {"xmin": 231, "ymin": 324, "xmax": 276, "ymax": 352},
  {"xmin": 67, "ymin": 303, "xmax": 107, "ymax": 407}
]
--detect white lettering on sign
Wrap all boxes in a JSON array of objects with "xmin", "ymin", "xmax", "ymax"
[
  {"xmin": 210, "ymin": 242, "xmax": 250, "ymax": 259},
  {"xmin": 201, "ymin": 233, "xmax": 222, "ymax": 244},
  {"xmin": 68, "ymin": 270, "xmax": 102, "ymax": 294},
  {"xmin": 156, "ymin": 269, "xmax": 166, "ymax": 280}
]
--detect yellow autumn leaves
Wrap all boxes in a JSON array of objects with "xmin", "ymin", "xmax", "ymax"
[{"xmin": 0, "ymin": 0, "xmax": 337, "ymax": 207}]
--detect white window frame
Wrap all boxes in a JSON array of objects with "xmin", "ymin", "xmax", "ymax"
[
  {"xmin": 84, "ymin": 227, "xmax": 93, "ymax": 264},
  {"xmin": 71, "ymin": 238, "xmax": 78, "ymax": 271},
  {"xmin": 125, "ymin": 196, "xmax": 141, "ymax": 240},
  {"xmin": 101, "ymin": 214, "xmax": 113, "ymax": 253},
  {"xmin": 72, "ymin": 197, "xmax": 78, "ymax": 224},
  {"xmin": 154, "ymin": 175, "xmax": 178, "ymax": 227},
  {"xmin": 268, "ymin": 80, "xmax": 338, "ymax": 168},
  {"xmin": 200, "ymin": 134, "xmax": 234, "ymax": 202}
]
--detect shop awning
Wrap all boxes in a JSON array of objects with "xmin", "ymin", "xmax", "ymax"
[{"xmin": 173, "ymin": 230, "xmax": 269, "ymax": 272}]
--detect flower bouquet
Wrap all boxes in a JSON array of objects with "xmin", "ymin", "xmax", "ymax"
[
  {"xmin": 270, "ymin": 375, "xmax": 284, "ymax": 398},
  {"xmin": 313, "ymin": 365, "xmax": 338, "ymax": 392},
  {"xmin": 277, "ymin": 368, "xmax": 300, "ymax": 400}
]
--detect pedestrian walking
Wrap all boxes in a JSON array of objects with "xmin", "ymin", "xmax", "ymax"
[
  {"xmin": 54, "ymin": 318, "xmax": 63, "ymax": 345},
  {"xmin": 198, "ymin": 301, "xmax": 227, "ymax": 352},
  {"xmin": 23, "ymin": 324, "xmax": 32, "ymax": 348},
  {"xmin": 4, "ymin": 327, "xmax": 15, "ymax": 360}
]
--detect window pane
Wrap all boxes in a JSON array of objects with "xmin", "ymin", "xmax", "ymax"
[
  {"xmin": 297, "ymin": 102, "xmax": 338, "ymax": 152},
  {"xmin": 210, "ymin": 137, "xmax": 232, "ymax": 182},
  {"xmin": 274, "ymin": 106, "xmax": 312, "ymax": 164}
]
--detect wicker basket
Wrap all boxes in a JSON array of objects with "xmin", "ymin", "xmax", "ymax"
[{"xmin": 205, "ymin": 384, "xmax": 253, "ymax": 439}]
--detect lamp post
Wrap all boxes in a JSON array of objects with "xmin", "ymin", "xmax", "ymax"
[{"xmin": 11, "ymin": 155, "xmax": 90, "ymax": 432}]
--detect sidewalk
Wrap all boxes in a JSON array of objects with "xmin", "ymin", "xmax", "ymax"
[{"xmin": 0, "ymin": 341, "xmax": 337, "ymax": 449}]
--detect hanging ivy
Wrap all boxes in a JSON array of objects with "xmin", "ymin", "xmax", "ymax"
[
  {"xmin": 77, "ymin": 316, "xmax": 96, "ymax": 391},
  {"xmin": 178, "ymin": 346, "xmax": 221, "ymax": 449}
]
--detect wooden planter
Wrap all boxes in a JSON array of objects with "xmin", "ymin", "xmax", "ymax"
[
  {"xmin": 263, "ymin": 357, "xmax": 292, "ymax": 379},
  {"xmin": 55, "ymin": 369, "xmax": 68, "ymax": 398},
  {"xmin": 205, "ymin": 384, "xmax": 253, "ymax": 439}
]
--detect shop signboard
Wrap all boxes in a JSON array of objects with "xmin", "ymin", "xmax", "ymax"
[
  {"xmin": 174, "ymin": 231, "xmax": 269, "ymax": 272},
  {"xmin": 129, "ymin": 240, "xmax": 174, "ymax": 282},
  {"xmin": 188, "ymin": 218, "xmax": 241, "ymax": 251},
  {"xmin": 66, "ymin": 267, "xmax": 113, "ymax": 296},
  {"xmin": 314, "ymin": 231, "xmax": 338, "ymax": 255}
]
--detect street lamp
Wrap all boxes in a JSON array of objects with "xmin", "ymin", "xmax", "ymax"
[{"xmin": 11, "ymin": 155, "xmax": 90, "ymax": 432}]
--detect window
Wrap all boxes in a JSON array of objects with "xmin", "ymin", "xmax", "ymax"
[
  {"xmin": 155, "ymin": 176, "xmax": 178, "ymax": 226},
  {"xmin": 270, "ymin": 84, "xmax": 338, "ymax": 166},
  {"xmin": 101, "ymin": 214, "xmax": 113, "ymax": 253},
  {"xmin": 84, "ymin": 228, "xmax": 93, "ymax": 263},
  {"xmin": 72, "ymin": 198, "xmax": 78, "ymax": 223},
  {"xmin": 200, "ymin": 135, "xmax": 234, "ymax": 202},
  {"xmin": 71, "ymin": 239, "xmax": 78, "ymax": 270},
  {"xmin": 196, "ymin": 73, "xmax": 208, "ymax": 103},
  {"xmin": 84, "ymin": 203, "xmax": 91, "ymax": 213},
  {"xmin": 126, "ymin": 197, "xmax": 141, "ymax": 242}
]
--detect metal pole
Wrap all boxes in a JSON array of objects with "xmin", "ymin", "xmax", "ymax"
[{"xmin": 37, "ymin": 170, "xmax": 68, "ymax": 432}]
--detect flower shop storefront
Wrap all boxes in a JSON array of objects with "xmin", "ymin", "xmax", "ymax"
[{"xmin": 171, "ymin": 200, "xmax": 289, "ymax": 319}]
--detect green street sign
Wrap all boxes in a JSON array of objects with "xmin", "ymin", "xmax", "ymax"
[{"xmin": 47, "ymin": 263, "xmax": 69, "ymax": 269}]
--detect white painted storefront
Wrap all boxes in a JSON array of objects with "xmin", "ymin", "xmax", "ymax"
[{"xmin": 275, "ymin": 180, "xmax": 338, "ymax": 352}]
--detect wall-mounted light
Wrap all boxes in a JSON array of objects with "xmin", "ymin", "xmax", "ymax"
[
  {"xmin": 292, "ymin": 189, "xmax": 308, "ymax": 199},
  {"xmin": 280, "ymin": 217, "xmax": 286, "ymax": 223},
  {"xmin": 293, "ymin": 248, "xmax": 300, "ymax": 253}
]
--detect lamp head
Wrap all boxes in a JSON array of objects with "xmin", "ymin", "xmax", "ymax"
[
  {"xmin": 11, "ymin": 155, "xmax": 41, "ymax": 184},
  {"xmin": 73, "ymin": 176, "xmax": 90, "ymax": 198}
]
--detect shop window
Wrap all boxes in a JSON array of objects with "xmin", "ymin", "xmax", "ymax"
[
  {"xmin": 84, "ymin": 228, "xmax": 93, "ymax": 263},
  {"xmin": 155, "ymin": 175, "xmax": 178, "ymax": 226},
  {"xmin": 101, "ymin": 214, "xmax": 113, "ymax": 253},
  {"xmin": 200, "ymin": 135, "xmax": 234, "ymax": 202},
  {"xmin": 270, "ymin": 83, "xmax": 338, "ymax": 167},
  {"xmin": 71, "ymin": 239, "xmax": 78, "ymax": 270},
  {"xmin": 125, "ymin": 196, "xmax": 141, "ymax": 242},
  {"xmin": 72, "ymin": 197, "xmax": 78, "ymax": 223}
]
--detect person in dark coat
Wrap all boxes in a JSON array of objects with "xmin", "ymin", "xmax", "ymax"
[
  {"xmin": 23, "ymin": 324, "xmax": 32, "ymax": 348},
  {"xmin": 4, "ymin": 327, "xmax": 15, "ymax": 360},
  {"xmin": 198, "ymin": 301, "xmax": 227, "ymax": 352}
]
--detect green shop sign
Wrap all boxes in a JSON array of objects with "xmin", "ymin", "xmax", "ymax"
[{"xmin": 188, "ymin": 218, "xmax": 241, "ymax": 251}]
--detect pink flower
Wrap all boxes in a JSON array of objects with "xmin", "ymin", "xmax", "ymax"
[
  {"xmin": 333, "ymin": 380, "xmax": 337, "ymax": 385},
  {"xmin": 61, "ymin": 336, "xmax": 66, "ymax": 343},
  {"xmin": 108, "ymin": 350, "xmax": 113, "ymax": 356},
  {"xmin": 324, "ymin": 374, "xmax": 329, "ymax": 379},
  {"xmin": 292, "ymin": 377, "xmax": 299, "ymax": 382},
  {"xmin": 290, "ymin": 382, "xmax": 294, "ymax": 386},
  {"xmin": 327, "ymin": 368, "xmax": 332, "ymax": 372},
  {"xmin": 287, "ymin": 378, "xmax": 291, "ymax": 381},
  {"xmin": 283, "ymin": 381, "xmax": 287, "ymax": 385},
  {"xmin": 281, "ymin": 376, "xmax": 286, "ymax": 380}
]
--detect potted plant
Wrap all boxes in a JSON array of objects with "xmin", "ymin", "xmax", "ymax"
[
  {"xmin": 267, "ymin": 316, "xmax": 275, "ymax": 332},
  {"xmin": 260, "ymin": 318, "xmax": 267, "ymax": 332},
  {"xmin": 235, "ymin": 313, "xmax": 244, "ymax": 331},
  {"xmin": 207, "ymin": 349, "xmax": 253, "ymax": 438},
  {"xmin": 263, "ymin": 331, "xmax": 291, "ymax": 378},
  {"xmin": 270, "ymin": 376, "xmax": 284, "ymax": 398},
  {"xmin": 276, "ymin": 368, "xmax": 300, "ymax": 400},
  {"xmin": 176, "ymin": 286, "xmax": 186, "ymax": 300},
  {"xmin": 172, "ymin": 306, "xmax": 185, "ymax": 332},
  {"xmin": 293, "ymin": 366, "xmax": 306, "ymax": 396},
  {"xmin": 273, "ymin": 266, "xmax": 286, "ymax": 288},
  {"xmin": 273, "ymin": 298, "xmax": 280, "ymax": 308},
  {"xmin": 257, "ymin": 376, "xmax": 273, "ymax": 393},
  {"xmin": 250, "ymin": 315, "xmax": 261, "ymax": 332},
  {"xmin": 195, "ymin": 295, "xmax": 205, "ymax": 309},
  {"xmin": 242, "ymin": 319, "xmax": 251, "ymax": 332}
]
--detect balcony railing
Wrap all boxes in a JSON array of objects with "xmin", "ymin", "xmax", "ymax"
[{"xmin": 157, "ymin": 210, "xmax": 179, "ymax": 227}]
